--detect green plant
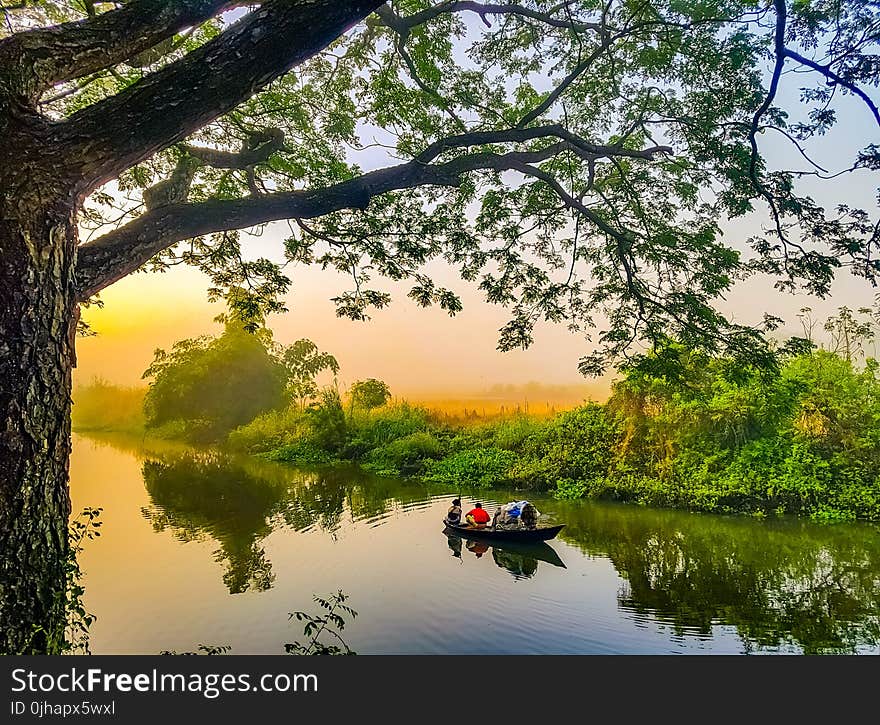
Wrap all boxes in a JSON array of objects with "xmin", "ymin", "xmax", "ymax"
[
  {"xmin": 306, "ymin": 387, "xmax": 348, "ymax": 453},
  {"xmin": 23, "ymin": 507, "xmax": 103, "ymax": 655},
  {"xmin": 159, "ymin": 644, "xmax": 232, "ymax": 655},
  {"xmin": 348, "ymin": 378, "xmax": 391, "ymax": 411},
  {"xmin": 228, "ymin": 405, "xmax": 310, "ymax": 453},
  {"xmin": 364, "ymin": 431, "xmax": 443, "ymax": 476},
  {"xmin": 285, "ymin": 591, "xmax": 358, "ymax": 656},
  {"xmin": 142, "ymin": 317, "xmax": 286, "ymax": 440},
  {"xmin": 424, "ymin": 447, "xmax": 519, "ymax": 487},
  {"xmin": 280, "ymin": 339, "xmax": 339, "ymax": 409}
]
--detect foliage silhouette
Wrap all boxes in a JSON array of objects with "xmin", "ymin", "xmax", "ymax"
[{"xmin": 285, "ymin": 591, "xmax": 358, "ymax": 656}]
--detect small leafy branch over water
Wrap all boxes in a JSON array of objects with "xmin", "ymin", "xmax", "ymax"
[
  {"xmin": 286, "ymin": 590, "xmax": 358, "ymax": 656},
  {"xmin": 63, "ymin": 507, "xmax": 103, "ymax": 654},
  {"xmin": 158, "ymin": 592, "xmax": 358, "ymax": 655},
  {"xmin": 159, "ymin": 644, "xmax": 232, "ymax": 656},
  {"xmin": 21, "ymin": 507, "xmax": 103, "ymax": 655}
]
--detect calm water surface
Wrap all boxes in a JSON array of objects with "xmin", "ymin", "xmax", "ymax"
[{"xmin": 70, "ymin": 433, "xmax": 880, "ymax": 654}]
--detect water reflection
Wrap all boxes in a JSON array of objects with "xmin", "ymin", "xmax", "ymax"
[
  {"xmin": 141, "ymin": 455, "xmax": 282, "ymax": 593},
  {"xmin": 138, "ymin": 448, "xmax": 433, "ymax": 594},
  {"xmin": 76, "ymin": 434, "xmax": 880, "ymax": 653},
  {"xmin": 446, "ymin": 534, "xmax": 462, "ymax": 559},
  {"xmin": 445, "ymin": 531, "xmax": 566, "ymax": 580},
  {"xmin": 552, "ymin": 500, "xmax": 880, "ymax": 654}
]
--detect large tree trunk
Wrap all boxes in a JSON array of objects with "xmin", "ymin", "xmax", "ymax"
[{"xmin": 0, "ymin": 196, "xmax": 78, "ymax": 654}]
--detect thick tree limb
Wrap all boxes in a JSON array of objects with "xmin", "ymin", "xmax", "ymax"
[
  {"xmin": 58, "ymin": 0, "xmax": 384, "ymax": 195},
  {"xmin": 415, "ymin": 124, "xmax": 671, "ymax": 163},
  {"xmin": 75, "ymin": 145, "xmax": 571, "ymax": 299},
  {"xmin": 0, "ymin": 0, "xmax": 235, "ymax": 100},
  {"xmin": 375, "ymin": 1, "xmax": 603, "ymax": 36},
  {"xmin": 182, "ymin": 128, "xmax": 285, "ymax": 169},
  {"xmin": 76, "ymin": 119, "xmax": 671, "ymax": 299}
]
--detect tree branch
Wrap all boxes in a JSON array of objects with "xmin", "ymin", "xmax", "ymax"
[
  {"xmin": 516, "ymin": 31, "xmax": 613, "ymax": 128},
  {"xmin": 376, "ymin": 0, "xmax": 603, "ymax": 35},
  {"xmin": 58, "ymin": 0, "xmax": 384, "ymax": 195},
  {"xmin": 782, "ymin": 47, "xmax": 880, "ymax": 128},
  {"xmin": 415, "ymin": 124, "xmax": 671, "ymax": 163},
  {"xmin": 0, "ymin": 0, "xmax": 235, "ymax": 100},
  {"xmin": 75, "ymin": 144, "xmax": 571, "ymax": 299},
  {"xmin": 748, "ymin": 0, "xmax": 788, "ymax": 241},
  {"xmin": 182, "ymin": 128, "xmax": 285, "ymax": 169}
]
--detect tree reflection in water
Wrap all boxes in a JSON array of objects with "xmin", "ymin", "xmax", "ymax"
[
  {"xmin": 133, "ymin": 440, "xmax": 880, "ymax": 653},
  {"xmin": 140, "ymin": 450, "xmax": 431, "ymax": 594},
  {"xmin": 552, "ymin": 500, "xmax": 880, "ymax": 654}
]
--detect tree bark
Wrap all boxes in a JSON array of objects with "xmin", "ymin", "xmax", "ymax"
[
  {"xmin": 0, "ymin": 190, "xmax": 78, "ymax": 654},
  {"xmin": 0, "ymin": 0, "xmax": 383, "ymax": 655}
]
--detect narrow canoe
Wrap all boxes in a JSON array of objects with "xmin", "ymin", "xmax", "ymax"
[{"xmin": 442, "ymin": 519, "xmax": 565, "ymax": 542}]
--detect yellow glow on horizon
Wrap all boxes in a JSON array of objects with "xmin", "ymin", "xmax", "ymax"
[{"xmin": 75, "ymin": 260, "xmax": 611, "ymax": 402}]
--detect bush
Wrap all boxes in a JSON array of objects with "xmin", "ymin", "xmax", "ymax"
[
  {"xmin": 263, "ymin": 440, "xmax": 335, "ymax": 465},
  {"xmin": 364, "ymin": 432, "xmax": 443, "ymax": 476},
  {"xmin": 345, "ymin": 403, "xmax": 433, "ymax": 457},
  {"xmin": 535, "ymin": 404, "xmax": 620, "ymax": 482},
  {"xmin": 489, "ymin": 415, "xmax": 546, "ymax": 452},
  {"xmin": 228, "ymin": 406, "xmax": 309, "ymax": 454},
  {"xmin": 143, "ymin": 322, "xmax": 286, "ymax": 440},
  {"xmin": 424, "ymin": 447, "xmax": 518, "ymax": 487},
  {"xmin": 305, "ymin": 388, "xmax": 347, "ymax": 453},
  {"xmin": 554, "ymin": 477, "xmax": 589, "ymax": 500}
]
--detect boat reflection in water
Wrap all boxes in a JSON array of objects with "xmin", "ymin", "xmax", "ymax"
[{"xmin": 444, "ymin": 531, "xmax": 566, "ymax": 580}]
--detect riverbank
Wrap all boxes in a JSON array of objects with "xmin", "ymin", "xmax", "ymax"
[
  {"xmin": 73, "ymin": 349, "xmax": 880, "ymax": 522},
  {"xmin": 222, "ymin": 350, "xmax": 880, "ymax": 522}
]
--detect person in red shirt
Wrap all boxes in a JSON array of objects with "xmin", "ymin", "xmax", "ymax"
[{"xmin": 464, "ymin": 502, "xmax": 491, "ymax": 528}]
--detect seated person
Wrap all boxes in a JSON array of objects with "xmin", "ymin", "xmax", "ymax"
[
  {"xmin": 446, "ymin": 498, "xmax": 462, "ymax": 525},
  {"xmin": 464, "ymin": 502, "xmax": 491, "ymax": 528},
  {"xmin": 520, "ymin": 501, "xmax": 539, "ymax": 530}
]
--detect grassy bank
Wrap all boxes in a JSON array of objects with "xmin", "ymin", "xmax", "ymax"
[
  {"xmin": 226, "ymin": 351, "xmax": 880, "ymax": 522},
  {"xmin": 77, "ymin": 344, "xmax": 880, "ymax": 522},
  {"xmin": 72, "ymin": 379, "xmax": 146, "ymax": 434}
]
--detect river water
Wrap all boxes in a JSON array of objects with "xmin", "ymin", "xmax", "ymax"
[{"xmin": 70, "ymin": 433, "xmax": 880, "ymax": 654}]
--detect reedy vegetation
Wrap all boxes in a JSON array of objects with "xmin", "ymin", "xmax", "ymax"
[
  {"xmin": 72, "ymin": 303, "xmax": 880, "ymax": 522},
  {"xmin": 232, "ymin": 346, "xmax": 880, "ymax": 521}
]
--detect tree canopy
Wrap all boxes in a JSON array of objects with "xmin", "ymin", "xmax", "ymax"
[
  {"xmin": 350, "ymin": 378, "xmax": 392, "ymax": 409},
  {"xmin": 1, "ymin": 0, "xmax": 877, "ymax": 372},
  {"xmin": 142, "ymin": 319, "xmax": 287, "ymax": 437}
]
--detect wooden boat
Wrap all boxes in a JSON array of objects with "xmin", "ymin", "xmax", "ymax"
[{"xmin": 442, "ymin": 519, "xmax": 565, "ymax": 542}]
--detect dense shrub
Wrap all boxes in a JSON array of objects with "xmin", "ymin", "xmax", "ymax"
[
  {"xmin": 423, "ymin": 447, "xmax": 519, "ymax": 487},
  {"xmin": 228, "ymin": 406, "xmax": 309, "ymax": 454},
  {"xmin": 364, "ymin": 432, "xmax": 443, "ymax": 476},
  {"xmin": 345, "ymin": 403, "xmax": 434, "ymax": 458},
  {"xmin": 143, "ymin": 323, "xmax": 286, "ymax": 439}
]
